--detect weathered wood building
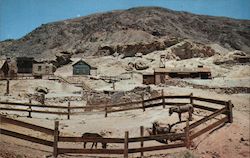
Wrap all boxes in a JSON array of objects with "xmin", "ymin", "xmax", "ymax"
[
  {"xmin": 143, "ymin": 66, "xmax": 212, "ymax": 85},
  {"xmin": 0, "ymin": 59, "xmax": 9, "ymax": 78},
  {"xmin": 32, "ymin": 63, "xmax": 55, "ymax": 78},
  {"xmin": 72, "ymin": 59, "xmax": 97, "ymax": 75},
  {"xmin": 16, "ymin": 57, "xmax": 34, "ymax": 73}
]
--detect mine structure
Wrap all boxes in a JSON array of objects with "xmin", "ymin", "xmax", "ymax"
[{"xmin": 143, "ymin": 65, "xmax": 212, "ymax": 85}]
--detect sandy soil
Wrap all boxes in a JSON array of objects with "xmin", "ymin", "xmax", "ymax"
[{"xmin": 0, "ymin": 52, "xmax": 250, "ymax": 157}]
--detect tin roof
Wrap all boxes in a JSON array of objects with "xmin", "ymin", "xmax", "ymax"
[
  {"xmin": 72, "ymin": 59, "xmax": 97, "ymax": 69},
  {"xmin": 0, "ymin": 59, "xmax": 6, "ymax": 68},
  {"xmin": 154, "ymin": 67, "xmax": 211, "ymax": 73}
]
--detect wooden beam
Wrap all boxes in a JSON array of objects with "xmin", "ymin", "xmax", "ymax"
[
  {"xmin": 128, "ymin": 143, "xmax": 185, "ymax": 153},
  {"xmin": 192, "ymin": 104, "xmax": 221, "ymax": 112},
  {"xmin": 164, "ymin": 95, "xmax": 190, "ymax": 99},
  {"xmin": 140, "ymin": 126, "xmax": 144, "ymax": 157},
  {"xmin": 192, "ymin": 96, "xmax": 227, "ymax": 105},
  {"xmin": 190, "ymin": 117, "xmax": 228, "ymax": 140},
  {"xmin": 0, "ymin": 101, "xmax": 69, "ymax": 109},
  {"xmin": 189, "ymin": 107, "xmax": 227, "ymax": 130},
  {"xmin": 67, "ymin": 101, "xmax": 70, "ymax": 120},
  {"xmin": 227, "ymin": 100, "xmax": 233, "ymax": 123},
  {"xmin": 58, "ymin": 136, "xmax": 125, "ymax": 143},
  {"xmin": 124, "ymin": 131, "xmax": 129, "ymax": 158},
  {"xmin": 0, "ymin": 115, "xmax": 54, "ymax": 135},
  {"xmin": 58, "ymin": 148, "xmax": 124, "ymax": 154},
  {"xmin": 162, "ymin": 89, "xmax": 165, "ymax": 108},
  {"xmin": 53, "ymin": 121, "xmax": 59, "ymax": 158},
  {"xmin": 0, "ymin": 128, "xmax": 53, "ymax": 147},
  {"xmin": 128, "ymin": 133, "xmax": 186, "ymax": 142}
]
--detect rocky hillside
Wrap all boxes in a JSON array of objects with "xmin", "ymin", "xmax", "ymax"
[{"xmin": 0, "ymin": 7, "xmax": 250, "ymax": 65}]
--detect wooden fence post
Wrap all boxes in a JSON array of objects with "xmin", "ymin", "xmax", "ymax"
[
  {"xmin": 105, "ymin": 104, "xmax": 108, "ymax": 118},
  {"xmin": 190, "ymin": 93, "xmax": 193, "ymax": 104},
  {"xmin": 142, "ymin": 94, "xmax": 145, "ymax": 112},
  {"xmin": 140, "ymin": 126, "xmax": 144, "ymax": 157},
  {"xmin": 41, "ymin": 93, "xmax": 45, "ymax": 105},
  {"xmin": 53, "ymin": 121, "xmax": 59, "ymax": 158},
  {"xmin": 227, "ymin": 100, "xmax": 233, "ymax": 123},
  {"xmin": 67, "ymin": 101, "xmax": 70, "ymax": 120},
  {"xmin": 185, "ymin": 120, "xmax": 190, "ymax": 149},
  {"xmin": 6, "ymin": 79, "xmax": 9, "ymax": 95},
  {"xmin": 161, "ymin": 89, "xmax": 165, "ymax": 108},
  {"xmin": 124, "ymin": 131, "xmax": 129, "ymax": 158},
  {"xmin": 28, "ymin": 99, "xmax": 32, "ymax": 118}
]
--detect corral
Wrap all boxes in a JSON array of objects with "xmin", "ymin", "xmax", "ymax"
[{"xmin": 0, "ymin": 93, "xmax": 233, "ymax": 158}]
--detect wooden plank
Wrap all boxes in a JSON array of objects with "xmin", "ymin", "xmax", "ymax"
[
  {"xmin": 29, "ymin": 110, "xmax": 68, "ymax": 115},
  {"xmin": 0, "ymin": 128, "xmax": 53, "ymax": 147},
  {"xmin": 189, "ymin": 107, "xmax": 227, "ymax": 130},
  {"xmin": 227, "ymin": 100, "xmax": 233, "ymax": 123},
  {"xmin": 185, "ymin": 120, "xmax": 190, "ymax": 149},
  {"xmin": 0, "ymin": 107, "xmax": 68, "ymax": 115},
  {"xmin": 58, "ymin": 148, "xmax": 124, "ymax": 154},
  {"xmin": 0, "ymin": 115, "xmax": 54, "ymax": 135},
  {"xmin": 107, "ymin": 106, "xmax": 142, "ymax": 113},
  {"xmin": 58, "ymin": 136, "xmax": 125, "ymax": 143},
  {"xmin": 106, "ymin": 100, "xmax": 142, "ymax": 108},
  {"xmin": 0, "ymin": 101, "xmax": 69, "ymax": 109},
  {"xmin": 144, "ymin": 102, "xmax": 189, "ymax": 109},
  {"xmin": 140, "ymin": 126, "xmax": 144, "ymax": 157},
  {"xmin": 67, "ymin": 102, "xmax": 70, "ymax": 120},
  {"xmin": 0, "ymin": 107, "xmax": 28, "ymax": 112},
  {"xmin": 143, "ymin": 96, "xmax": 162, "ymax": 103},
  {"xmin": 53, "ymin": 121, "xmax": 59, "ymax": 158},
  {"xmin": 128, "ymin": 133, "xmax": 186, "ymax": 142},
  {"xmin": 162, "ymin": 90, "xmax": 165, "ymax": 109},
  {"xmin": 124, "ymin": 131, "xmax": 129, "ymax": 158},
  {"xmin": 128, "ymin": 143, "xmax": 186, "ymax": 153},
  {"xmin": 192, "ymin": 96, "xmax": 227, "ymax": 105},
  {"xmin": 190, "ymin": 117, "xmax": 228, "ymax": 140},
  {"xmin": 193, "ymin": 104, "xmax": 220, "ymax": 112},
  {"xmin": 144, "ymin": 102, "xmax": 163, "ymax": 108},
  {"xmin": 164, "ymin": 95, "xmax": 190, "ymax": 99}
]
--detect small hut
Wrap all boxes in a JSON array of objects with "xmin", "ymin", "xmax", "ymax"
[
  {"xmin": 0, "ymin": 59, "xmax": 9, "ymax": 79},
  {"xmin": 16, "ymin": 57, "xmax": 34, "ymax": 73},
  {"xmin": 72, "ymin": 59, "xmax": 97, "ymax": 75},
  {"xmin": 32, "ymin": 63, "xmax": 55, "ymax": 78}
]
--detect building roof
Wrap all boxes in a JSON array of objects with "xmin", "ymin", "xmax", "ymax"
[
  {"xmin": 154, "ymin": 67, "xmax": 211, "ymax": 73},
  {"xmin": 0, "ymin": 59, "xmax": 6, "ymax": 68}
]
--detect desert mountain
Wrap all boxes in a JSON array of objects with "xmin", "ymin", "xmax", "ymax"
[{"xmin": 0, "ymin": 7, "xmax": 250, "ymax": 66}]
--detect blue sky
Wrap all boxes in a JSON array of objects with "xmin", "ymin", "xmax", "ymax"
[{"xmin": 0, "ymin": 0, "xmax": 250, "ymax": 41}]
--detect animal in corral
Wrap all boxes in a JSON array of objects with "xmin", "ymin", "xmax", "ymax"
[
  {"xmin": 150, "ymin": 122, "xmax": 185, "ymax": 143},
  {"xmin": 148, "ymin": 121, "xmax": 173, "ymax": 144},
  {"xmin": 169, "ymin": 104, "xmax": 194, "ymax": 122},
  {"xmin": 81, "ymin": 133, "xmax": 107, "ymax": 149}
]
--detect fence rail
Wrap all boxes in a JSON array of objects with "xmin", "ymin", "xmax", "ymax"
[
  {"xmin": 0, "ymin": 115, "xmax": 54, "ymax": 135},
  {"xmin": 0, "ymin": 128, "xmax": 53, "ymax": 147}
]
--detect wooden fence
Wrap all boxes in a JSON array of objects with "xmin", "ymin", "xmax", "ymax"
[
  {"xmin": 0, "ymin": 92, "xmax": 233, "ymax": 122},
  {"xmin": 0, "ymin": 115, "xmax": 54, "ymax": 147},
  {"xmin": 0, "ymin": 94, "xmax": 233, "ymax": 158}
]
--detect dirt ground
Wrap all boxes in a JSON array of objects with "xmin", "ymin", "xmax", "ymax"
[{"xmin": 0, "ymin": 51, "xmax": 250, "ymax": 158}]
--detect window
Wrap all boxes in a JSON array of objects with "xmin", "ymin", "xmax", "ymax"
[{"xmin": 38, "ymin": 66, "xmax": 42, "ymax": 71}]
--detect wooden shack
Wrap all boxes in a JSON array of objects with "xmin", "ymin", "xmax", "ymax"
[
  {"xmin": 234, "ymin": 55, "xmax": 250, "ymax": 63},
  {"xmin": 32, "ymin": 63, "xmax": 55, "ymax": 78},
  {"xmin": 142, "ymin": 73, "xmax": 155, "ymax": 85},
  {"xmin": 72, "ymin": 59, "xmax": 97, "ymax": 75},
  {"xmin": 154, "ymin": 66, "xmax": 212, "ymax": 84},
  {"xmin": 16, "ymin": 57, "xmax": 34, "ymax": 73},
  {"xmin": 0, "ymin": 59, "xmax": 9, "ymax": 79}
]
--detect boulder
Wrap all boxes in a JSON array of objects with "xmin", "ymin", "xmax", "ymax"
[{"xmin": 135, "ymin": 61, "xmax": 149, "ymax": 70}]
